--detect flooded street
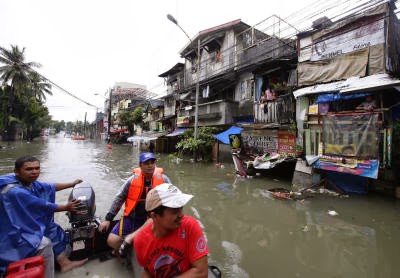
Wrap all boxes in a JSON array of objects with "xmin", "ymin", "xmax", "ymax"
[{"xmin": 1, "ymin": 135, "xmax": 400, "ymax": 278}]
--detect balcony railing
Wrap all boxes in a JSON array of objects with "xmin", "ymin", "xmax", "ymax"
[
  {"xmin": 183, "ymin": 51, "xmax": 235, "ymax": 87},
  {"xmin": 254, "ymin": 93, "xmax": 294, "ymax": 125},
  {"xmin": 177, "ymin": 99, "xmax": 239, "ymax": 127}
]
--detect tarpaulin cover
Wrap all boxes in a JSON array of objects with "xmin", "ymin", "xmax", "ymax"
[
  {"xmin": 315, "ymin": 93, "xmax": 370, "ymax": 103},
  {"xmin": 325, "ymin": 171, "xmax": 368, "ymax": 194},
  {"xmin": 214, "ymin": 126, "xmax": 243, "ymax": 144},
  {"xmin": 314, "ymin": 157, "xmax": 379, "ymax": 179},
  {"xmin": 166, "ymin": 128, "xmax": 187, "ymax": 137},
  {"xmin": 322, "ymin": 114, "xmax": 379, "ymax": 158},
  {"xmin": 110, "ymin": 128, "xmax": 128, "ymax": 134}
]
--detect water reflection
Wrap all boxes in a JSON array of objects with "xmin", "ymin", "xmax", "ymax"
[{"xmin": 1, "ymin": 136, "xmax": 400, "ymax": 277}]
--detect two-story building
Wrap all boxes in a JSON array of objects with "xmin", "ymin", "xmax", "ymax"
[
  {"xmin": 163, "ymin": 18, "xmax": 300, "ymax": 168},
  {"xmin": 231, "ymin": 15, "xmax": 300, "ymax": 171},
  {"xmin": 292, "ymin": 1, "xmax": 400, "ymax": 193},
  {"xmin": 107, "ymin": 82, "xmax": 155, "ymax": 142}
]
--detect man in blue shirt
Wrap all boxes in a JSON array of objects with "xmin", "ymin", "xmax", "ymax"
[{"xmin": 0, "ymin": 156, "xmax": 88, "ymax": 277}]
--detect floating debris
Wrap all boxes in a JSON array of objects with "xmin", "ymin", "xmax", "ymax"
[
  {"xmin": 301, "ymin": 225, "xmax": 310, "ymax": 232},
  {"xmin": 327, "ymin": 210, "xmax": 339, "ymax": 216}
]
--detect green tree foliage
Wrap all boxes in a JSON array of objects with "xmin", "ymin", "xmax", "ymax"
[
  {"xmin": 51, "ymin": 120, "xmax": 66, "ymax": 133},
  {"xmin": 66, "ymin": 121, "xmax": 75, "ymax": 132},
  {"xmin": 0, "ymin": 45, "xmax": 52, "ymax": 141},
  {"xmin": 176, "ymin": 126, "xmax": 219, "ymax": 161},
  {"xmin": 71, "ymin": 121, "xmax": 84, "ymax": 134},
  {"xmin": 118, "ymin": 107, "xmax": 145, "ymax": 135},
  {"xmin": 118, "ymin": 110, "xmax": 136, "ymax": 135},
  {"xmin": 132, "ymin": 107, "xmax": 145, "ymax": 126},
  {"xmin": 12, "ymin": 95, "xmax": 52, "ymax": 140}
]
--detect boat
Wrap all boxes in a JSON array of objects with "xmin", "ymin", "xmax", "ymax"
[
  {"xmin": 6, "ymin": 182, "xmax": 221, "ymax": 278},
  {"xmin": 71, "ymin": 135, "xmax": 85, "ymax": 140}
]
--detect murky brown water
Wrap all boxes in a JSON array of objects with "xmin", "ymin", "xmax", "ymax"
[{"xmin": 1, "ymin": 135, "xmax": 400, "ymax": 278}]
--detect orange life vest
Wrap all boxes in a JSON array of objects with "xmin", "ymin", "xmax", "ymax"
[{"xmin": 123, "ymin": 167, "xmax": 164, "ymax": 216}]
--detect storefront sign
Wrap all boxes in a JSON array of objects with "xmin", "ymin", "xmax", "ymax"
[
  {"xmin": 314, "ymin": 157, "xmax": 379, "ymax": 179},
  {"xmin": 241, "ymin": 130, "xmax": 278, "ymax": 154},
  {"xmin": 311, "ymin": 19, "xmax": 384, "ymax": 61},
  {"xmin": 177, "ymin": 116, "xmax": 190, "ymax": 125},
  {"xmin": 278, "ymin": 131, "xmax": 296, "ymax": 156}
]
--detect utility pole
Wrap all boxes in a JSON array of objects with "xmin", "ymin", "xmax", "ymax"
[
  {"xmin": 194, "ymin": 38, "xmax": 200, "ymax": 139},
  {"xmin": 167, "ymin": 14, "xmax": 200, "ymax": 140},
  {"xmin": 84, "ymin": 112, "xmax": 87, "ymax": 137},
  {"xmin": 108, "ymin": 89, "xmax": 112, "ymax": 140},
  {"xmin": 95, "ymin": 107, "xmax": 98, "ymax": 139}
]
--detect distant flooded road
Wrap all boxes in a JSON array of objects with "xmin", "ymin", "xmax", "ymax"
[{"xmin": 1, "ymin": 135, "xmax": 400, "ymax": 278}]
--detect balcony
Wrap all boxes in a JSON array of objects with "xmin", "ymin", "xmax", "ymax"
[
  {"xmin": 177, "ymin": 99, "xmax": 239, "ymax": 127},
  {"xmin": 183, "ymin": 50, "xmax": 236, "ymax": 88},
  {"xmin": 254, "ymin": 93, "xmax": 294, "ymax": 125}
]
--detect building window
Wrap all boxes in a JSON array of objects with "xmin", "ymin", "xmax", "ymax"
[{"xmin": 240, "ymin": 79, "xmax": 253, "ymax": 100}]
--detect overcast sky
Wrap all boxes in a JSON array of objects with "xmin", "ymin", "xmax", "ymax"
[{"xmin": 0, "ymin": 0, "xmax": 374, "ymax": 122}]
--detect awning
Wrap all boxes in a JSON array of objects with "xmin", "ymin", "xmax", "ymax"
[
  {"xmin": 293, "ymin": 73, "xmax": 400, "ymax": 99},
  {"xmin": 127, "ymin": 131, "xmax": 167, "ymax": 142},
  {"xmin": 315, "ymin": 92, "xmax": 371, "ymax": 103},
  {"xmin": 214, "ymin": 126, "xmax": 243, "ymax": 144},
  {"xmin": 166, "ymin": 128, "xmax": 187, "ymax": 137},
  {"xmin": 110, "ymin": 128, "xmax": 128, "ymax": 135},
  {"xmin": 127, "ymin": 136, "xmax": 157, "ymax": 142},
  {"xmin": 179, "ymin": 92, "xmax": 192, "ymax": 100}
]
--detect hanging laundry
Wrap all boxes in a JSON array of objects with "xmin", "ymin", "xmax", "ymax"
[
  {"xmin": 255, "ymin": 77, "xmax": 263, "ymax": 102},
  {"xmin": 202, "ymin": 85, "xmax": 210, "ymax": 98}
]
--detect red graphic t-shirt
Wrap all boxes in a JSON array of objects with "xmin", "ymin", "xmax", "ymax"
[{"xmin": 134, "ymin": 216, "xmax": 209, "ymax": 277}]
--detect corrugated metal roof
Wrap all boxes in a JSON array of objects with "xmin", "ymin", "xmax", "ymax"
[
  {"xmin": 293, "ymin": 73, "xmax": 400, "ymax": 98},
  {"xmin": 111, "ymin": 87, "xmax": 156, "ymax": 103}
]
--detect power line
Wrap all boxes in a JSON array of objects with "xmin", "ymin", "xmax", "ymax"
[
  {"xmin": 0, "ymin": 56, "xmax": 98, "ymax": 109},
  {"xmin": 177, "ymin": 0, "xmax": 392, "ymax": 82}
]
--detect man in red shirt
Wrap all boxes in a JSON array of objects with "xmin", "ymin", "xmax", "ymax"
[{"xmin": 134, "ymin": 183, "xmax": 209, "ymax": 278}]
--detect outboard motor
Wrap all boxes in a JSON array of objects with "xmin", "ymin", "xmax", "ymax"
[
  {"xmin": 66, "ymin": 182, "xmax": 107, "ymax": 260},
  {"xmin": 67, "ymin": 182, "xmax": 96, "ymax": 225}
]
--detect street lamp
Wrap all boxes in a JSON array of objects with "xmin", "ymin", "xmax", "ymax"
[{"xmin": 167, "ymin": 14, "xmax": 200, "ymax": 140}]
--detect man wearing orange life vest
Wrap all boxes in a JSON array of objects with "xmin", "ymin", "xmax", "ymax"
[{"xmin": 98, "ymin": 152, "xmax": 171, "ymax": 252}]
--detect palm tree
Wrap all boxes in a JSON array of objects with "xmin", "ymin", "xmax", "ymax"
[
  {"xmin": 0, "ymin": 45, "xmax": 42, "ymax": 140},
  {"xmin": 28, "ymin": 71, "xmax": 52, "ymax": 102}
]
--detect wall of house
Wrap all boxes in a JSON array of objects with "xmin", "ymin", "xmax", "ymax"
[
  {"xmin": 184, "ymin": 30, "xmax": 237, "ymax": 88},
  {"xmin": 235, "ymin": 72, "xmax": 254, "ymax": 117},
  {"xmin": 297, "ymin": 4, "xmax": 390, "ymax": 86},
  {"xmin": 177, "ymin": 100, "xmax": 238, "ymax": 127},
  {"xmin": 163, "ymin": 96, "xmax": 176, "ymax": 117},
  {"xmin": 235, "ymin": 72, "xmax": 253, "ymax": 101},
  {"xmin": 197, "ymin": 100, "xmax": 238, "ymax": 127}
]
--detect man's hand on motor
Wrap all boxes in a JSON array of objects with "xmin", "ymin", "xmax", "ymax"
[
  {"xmin": 98, "ymin": 220, "xmax": 110, "ymax": 232},
  {"xmin": 72, "ymin": 179, "xmax": 83, "ymax": 186},
  {"xmin": 66, "ymin": 199, "xmax": 82, "ymax": 212}
]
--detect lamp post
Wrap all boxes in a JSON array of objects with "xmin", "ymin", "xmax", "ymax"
[{"xmin": 167, "ymin": 14, "xmax": 200, "ymax": 140}]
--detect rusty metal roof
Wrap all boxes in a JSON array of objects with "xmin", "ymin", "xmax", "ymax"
[{"xmin": 111, "ymin": 87, "xmax": 156, "ymax": 103}]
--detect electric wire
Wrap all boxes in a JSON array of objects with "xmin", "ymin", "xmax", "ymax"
[
  {"xmin": 1, "ymin": 0, "xmax": 397, "ymax": 115},
  {"xmin": 178, "ymin": 2, "xmax": 399, "ymax": 98},
  {"xmin": 177, "ymin": 0, "xmax": 394, "ymax": 86}
]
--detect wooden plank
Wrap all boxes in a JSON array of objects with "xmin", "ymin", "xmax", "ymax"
[
  {"xmin": 382, "ymin": 129, "xmax": 386, "ymax": 168},
  {"xmin": 305, "ymin": 129, "xmax": 311, "ymax": 155},
  {"xmin": 295, "ymin": 160, "xmax": 313, "ymax": 174}
]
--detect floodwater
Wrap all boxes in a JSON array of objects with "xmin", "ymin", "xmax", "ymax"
[{"xmin": 1, "ymin": 135, "xmax": 400, "ymax": 278}]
